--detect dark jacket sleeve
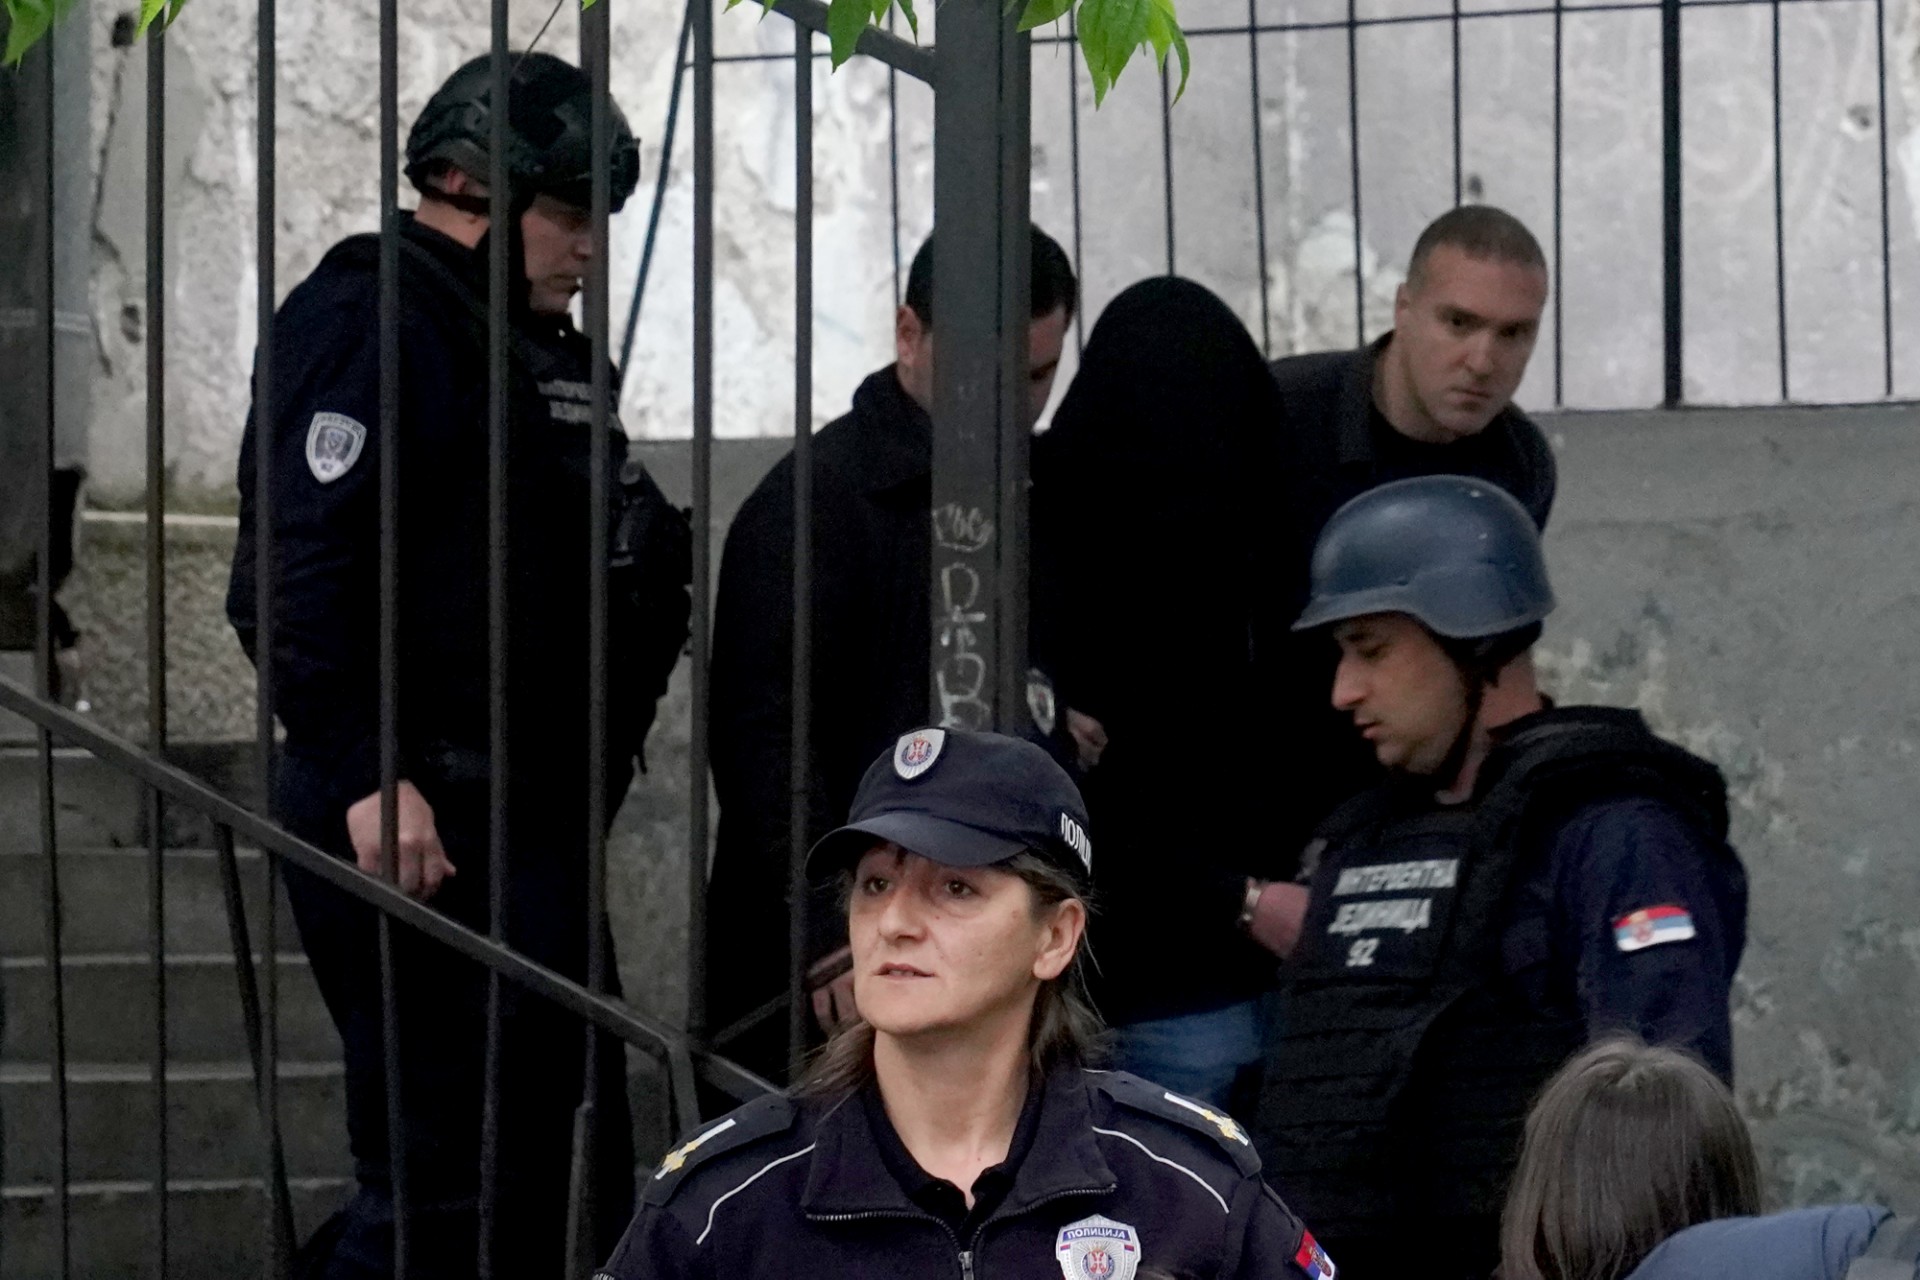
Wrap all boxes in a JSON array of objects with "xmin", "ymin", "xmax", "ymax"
[
  {"xmin": 708, "ymin": 466, "xmax": 845, "ymax": 964},
  {"xmin": 1221, "ymin": 1173, "xmax": 1323, "ymax": 1280},
  {"xmin": 596, "ymin": 1202, "xmax": 712, "ymax": 1280},
  {"xmin": 1551, "ymin": 796, "xmax": 1744, "ymax": 1080},
  {"xmin": 228, "ymin": 289, "xmax": 387, "ymax": 816}
]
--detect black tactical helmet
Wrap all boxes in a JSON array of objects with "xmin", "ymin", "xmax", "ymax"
[
  {"xmin": 406, "ymin": 51, "xmax": 640, "ymax": 212},
  {"xmin": 1293, "ymin": 475, "xmax": 1555, "ymax": 640}
]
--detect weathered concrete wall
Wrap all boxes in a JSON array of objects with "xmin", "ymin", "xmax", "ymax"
[
  {"xmin": 67, "ymin": 0, "xmax": 1920, "ymax": 505},
  {"xmin": 59, "ymin": 406, "xmax": 1920, "ymax": 1204},
  {"xmin": 1539, "ymin": 402, "xmax": 1920, "ymax": 1208}
]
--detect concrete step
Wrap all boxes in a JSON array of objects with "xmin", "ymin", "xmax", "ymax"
[
  {"xmin": 1, "ymin": 1061, "xmax": 351, "ymax": 1185},
  {"xmin": 0, "ymin": 748, "xmax": 144, "ymax": 852},
  {"xmin": 1, "ymin": 1175, "xmax": 351, "ymax": 1280},
  {"xmin": 1, "ymin": 952, "xmax": 335, "ymax": 1064},
  {"xmin": 0, "ymin": 845, "xmax": 297, "ymax": 961},
  {"xmin": 0, "ymin": 741, "xmax": 265, "ymax": 857}
]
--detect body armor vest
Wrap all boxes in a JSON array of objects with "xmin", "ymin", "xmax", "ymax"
[{"xmin": 1256, "ymin": 706, "xmax": 1730, "ymax": 1241}]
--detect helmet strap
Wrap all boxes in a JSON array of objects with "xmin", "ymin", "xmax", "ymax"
[{"xmin": 1433, "ymin": 662, "xmax": 1487, "ymax": 796}]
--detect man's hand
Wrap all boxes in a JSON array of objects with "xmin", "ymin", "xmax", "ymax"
[
  {"xmin": 346, "ymin": 780, "xmax": 457, "ymax": 902},
  {"xmin": 1065, "ymin": 709, "xmax": 1109, "ymax": 772},
  {"xmin": 1246, "ymin": 882, "xmax": 1310, "ymax": 959},
  {"xmin": 807, "ymin": 945, "xmax": 860, "ymax": 1035}
]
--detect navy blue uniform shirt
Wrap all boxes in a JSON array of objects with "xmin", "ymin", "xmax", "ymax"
[
  {"xmin": 1503, "ymin": 793, "xmax": 1747, "ymax": 1079},
  {"xmin": 601, "ymin": 1068, "xmax": 1336, "ymax": 1280}
]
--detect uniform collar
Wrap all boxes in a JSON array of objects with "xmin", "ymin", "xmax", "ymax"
[
  {"xmin": 847, "ymin": 366, "xmax": 935, "ymax": 495},
  {"xmin": 802, "ymin": 1065, "xmax": 1116, "ymax": 1220}
]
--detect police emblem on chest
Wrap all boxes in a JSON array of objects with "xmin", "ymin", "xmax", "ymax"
[
  {"xmin": 305, "ymin": 412, "xmax": 367, "ymax": 484},
  {"xmin": 1056, "ymin": 1214, "xmax": 1141, "ymax": 1280}
]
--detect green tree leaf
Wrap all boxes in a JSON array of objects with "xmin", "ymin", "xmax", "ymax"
[
  {"xmin": 827, "ymin": 0, "xmax": 869, "ymax": 66},
  {"xmin": 893, "ymin": 0, "xmax": 918, "ymax": 39},
  {"xmin": 4, "ymin": 0, "xmax": 59, "ymax": 66},
  {"xmin": 1144, "ymin": 0, "xmax": 1188, "ymax": 100},
  {"xmin": 136, "ymin": 0, "xmax": 166, "ymax": 37},
  {"xmin": 1017, "ymin": 0, "xmax": 1074, "ymax": 34},
  {"xmin": 1075, "ymin": 0, "xmax": 1150, "ymax": 105}
]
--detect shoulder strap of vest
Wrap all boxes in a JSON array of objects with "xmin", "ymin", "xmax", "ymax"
[
  {"xmin": 1846, "ymin": 1215, "xmax": 1920, "ymax": 1280},
  {"xmin": 640, "ymin": 1092, "xmax": 800, "ymax": 1207},
  {"xmin": 1087, "ymin": 1070, "xmax": 1261, "ymax": 1177},
  {"xmin": 1475, "ymin": 707, "xmax": 1731, "ymax": 856}
]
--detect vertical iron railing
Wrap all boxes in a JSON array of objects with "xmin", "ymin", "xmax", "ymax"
[
  {"xmin": 475, "ymin": 1, "xmax": 513, "ymax": 1272},
  {"xmin": 252, "ymin": 0, "xmax": 297, "ymax": 1255},
  {"xmin": 34, "ymin": 29, "xmax": 73, "ymax": 1276},
  {"xmin": 374, "ymin": 0, "xmax": 410, "ymax": 1263},
  {"xmin": 787, "ymin": 22, "xmax": 816, "ymax": 1081},
  {"xmin": 1661, "ymin": 0, "xmax": 1683, "ymax": 405},
  {"xmin": 144, "ymin": 4, "xmax": 172, "ymax": 1266}
]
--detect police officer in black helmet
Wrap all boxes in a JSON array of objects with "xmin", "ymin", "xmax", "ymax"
[
  {"xmin": 226, "ymin": 52, "xmax": 688, "ymax": 1278},
  {"xmin": 602, "ymin": 729, "xmax": 1339, "ymax": 1280},
  {"xmin": 1248, "ymin": 476, "xmax": 1747, "ymax": 1280}
]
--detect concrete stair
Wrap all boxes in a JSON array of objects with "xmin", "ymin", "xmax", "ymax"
[{"xmin": 0, "ymin": 743, "xmax": 352, "ymax": 1279}]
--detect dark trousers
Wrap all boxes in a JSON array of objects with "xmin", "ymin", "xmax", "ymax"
[{"xmin": 279, "ymin": 776, "xmax": 635, "ymax": 1279}]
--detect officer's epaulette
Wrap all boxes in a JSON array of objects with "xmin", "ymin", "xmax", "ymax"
[
  {"xmin": 642, "ymin": 1092, "xmax": 800, "ymax": 1207},
  {"xmin": 1088, "ymin": 1070, "xmax": 1262, "ymax": 1178}
]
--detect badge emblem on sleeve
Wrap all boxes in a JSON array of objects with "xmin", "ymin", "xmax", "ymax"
[
  {"xmin": 1293, "ymin": 1230, "xmax": 1337, "ymax": 1279},
  {"xmin": 1056, "ymin": 1214, "xmax": 1141, "ymax": 1280},
  {"xmin": 893, "ymin": 728, "xmax": 947, "ymax": 781},
  {"xmin": 306, "ymin": 412, "xmax": 367, "ymax": 484}
]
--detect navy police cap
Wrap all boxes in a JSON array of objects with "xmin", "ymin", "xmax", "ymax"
[{"xmin": 807, "ymin": 729, "xmax": 1094, "ymax": 888}]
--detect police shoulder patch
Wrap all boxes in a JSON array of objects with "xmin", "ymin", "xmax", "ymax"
[
  {"xmin": 641, "ymin": 1092, "xmax": 799, "ymax": 1207},
  {"xmin": 1088, "ymin": 1070, "xmax": 1261, "ymax": 1177},
  {"xmin": 305, "ymin": 412, "xmax": 367, "ymax": 484}
]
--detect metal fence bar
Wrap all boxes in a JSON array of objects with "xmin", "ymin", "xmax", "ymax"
[
  {"xmin": 1876, "ymin": 0, "xmax": 1893, "ymax": 395},
  {"xmin": 575, "ymin": 0, "xmax": 616, "ymax": 1261},
  {"xmin": 767, "ymin": 0, "xmax": 935, "ymax": 82},
  {"xmin": 34, "ymin": 29, "xmax": 73, "ymax": 1277},
  {"xmin": 994, "ymin": 60, "xmax": 1032, "ymax": 730},
  {"xmin": 249, "ymin": 0, "xmax": 290, "ymax": 1261},
  {"xmin": 930, "ymin": 0, "xmax": 1028, "ymax": 734},
  {"xmin": 1348, "ymin": 0, "xmax": 1365, "ymax": 345},
  {"xmin": 375, "ymin": 0, "xmax": 410, "ymax": 1258},
  {"xmin": 1769, "ymin": 0, "xmax": 1788, "ymax": 400},
  {"xmin": 475, "ymin": 4, "xmax": 511, "ymax": 1272},
  {"xmin": 1552, "ymin": 0, "xmax": 1564, "ymax": 405},
  {"xmin": 788, "ymin": 22, "xmax": 816, "ymax": 1081},
  {"xmin": 619, "ymin": 0, "xmax": 696, "ymax": 375},
  {"xmin": 0, "ymin": 677, "xmax": 778, "ymax": 1107},
  {"xmin": 1661, "ymin": 0, "xmax": 1683, "ymax": 405},
  {"xmin": 1246, "ymin": 0, "xmax": 1273, "ymax": 356},
  {"xmin": 1451, "ymin": 0, "xmax": 1463, "ymax": 206},
  {"xmin": 1160, "ymin": 62, "xmax": 1175, "ymax": 275},
  {"xmin": 888, "ymin": 7, "xmax": 903, "ymax": 306},
  {"xmin": 143, "ymin": 13, "xmax": 172, "ymax": 1272},
  {"xmin": 1066, "ymin": 12, "xmax": 1086, "ymax": 356},
  {"xmin": 210, "ymin": 823, "xmax": 297, "ymax": 1256},
  {"xmin": 691, "ymin": 0, "xmax": 717, "ymax": 1080}
]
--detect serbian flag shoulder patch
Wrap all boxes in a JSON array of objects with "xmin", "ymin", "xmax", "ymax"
[
  {"xmin": 1294, "ymin": 1230, "xmax": 1337, "ymax": 1280},
  {"xmin": 1613, "ymin": 905, "xmax": 1697, "ymax": 953}
]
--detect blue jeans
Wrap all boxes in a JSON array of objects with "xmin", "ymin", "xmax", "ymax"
[{"xmin": 1110, "ymin": 998, "xmax": 1266, "ymax": 1111}]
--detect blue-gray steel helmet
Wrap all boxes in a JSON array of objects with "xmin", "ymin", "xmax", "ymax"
[{"xmin": 1292, "ymin": 475, "xmax": 1555, "ymax": 638}]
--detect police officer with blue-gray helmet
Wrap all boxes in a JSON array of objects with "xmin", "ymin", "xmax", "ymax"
[
  {"xmin": 1247, "ymin": 475, "xmax": 1747, "ymax": 1280},
  {"xmin": 601, "ymin": 728, "xmax": 1338, "ymax": 1280}
]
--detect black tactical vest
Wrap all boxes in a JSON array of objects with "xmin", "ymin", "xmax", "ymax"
[{"xmin": 1256, "ymin": 706, "xmax": 1730, "ymax": 1241}]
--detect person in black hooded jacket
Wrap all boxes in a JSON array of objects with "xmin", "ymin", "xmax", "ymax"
[
  {"xmin": 705, "ymin": 229, "xmax": 1077, "ymax": 1084},
  {"xmin": 1029, "ymin": 277, "xmax": 1298, "ymax": 1112}
]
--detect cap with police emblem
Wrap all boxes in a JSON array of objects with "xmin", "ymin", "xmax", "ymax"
[{"xmin": 807, "ymin": 728, "xmax": 1094, "ymax": 889}]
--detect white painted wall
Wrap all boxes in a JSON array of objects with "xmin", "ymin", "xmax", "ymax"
[{"xmin": 75, "ymin": 0, "xmax": 1920, "ymax": 506}]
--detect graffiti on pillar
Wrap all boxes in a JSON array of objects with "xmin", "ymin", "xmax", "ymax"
[{"xmin": 934, "ymin": 503, "xmax": 994, "ymax": 730}]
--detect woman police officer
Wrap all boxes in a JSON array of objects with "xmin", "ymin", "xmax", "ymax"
[{"xmin": 597, "ymin": 728, "xmax": 1336, "ymax": 1280}]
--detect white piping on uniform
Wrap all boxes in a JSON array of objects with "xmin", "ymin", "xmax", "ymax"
[
  {"xmin": 695, "ymin": 1144, "xmax": 819, "ymax": 1246},
  {"xmin": 1090, "ymin": 1127, "xmax": 1231, "ymax": 1216}
]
